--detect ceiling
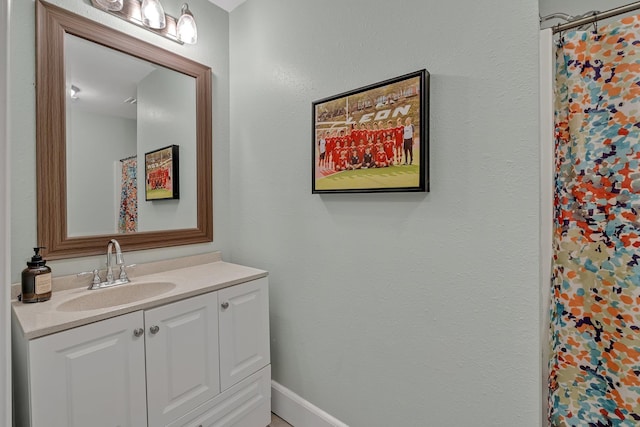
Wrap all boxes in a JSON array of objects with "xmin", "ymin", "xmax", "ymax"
[
  {"xmin": 208, "ymin": 0, "xmax": 246, "ymax": 12},
  {"xmin": 65, "ymin": 33, "xmax": 157, "ymax": 119}
]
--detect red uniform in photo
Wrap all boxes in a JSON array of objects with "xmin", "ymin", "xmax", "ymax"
[
  {"xmin": 372, "ymin": 128, "xmax": 381, "ymax": 143},
  {"xmin": 326, "ymin": 136, "xmax": 335, "ymax": 155},
  {"xmin": 366, "ymin": 127, "xmax": 374, "ymax": 144},
  {"xmin": 348, "ymin": 133, "xmax": 358, "ymax": 148},
  {"xmin": 338, "ymin": 135, "xmax": 348, "ymax": 148},
  {"xmin": 352, "ymin": 128, "xmax": 363, "ymax": 144},
  {"xmin": 375, "ymin": 150, "xmax": 389, "ymax": 167},
  {"xmin": 383, "ymin": 139, "xmax": 394, "ymax": 160},
  {"xmin": 336, "ymin": 151, "xmax": 348, "ymax": 171},
  {"xmin": 383, "ymin": 126, "xmax": 394, "ymax": 142},
  {"xmin": 367, "ymin": 141, "xmax": 376, "ymax": 156},
  {"xmin": 356, "ymin": 143, "xmax": 366, "ymax": 162},
  {"xmin": 340, "ymin": 146, "xmax": 350, "ymax": 163},
  {"xmin": 394, "ymin": 125, "xmax": 404, "ymax": 149},
  {"xmin": 332, "ymin": 144, "xmax": 342, "ymax": 169}
]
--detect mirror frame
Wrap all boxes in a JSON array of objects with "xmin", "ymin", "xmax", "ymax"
[{"xmin": 36, "ymin": 0, "xmax": 213, "ymax": 260}]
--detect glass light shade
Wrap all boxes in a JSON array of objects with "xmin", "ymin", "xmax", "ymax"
[
  {"xmin": 176, "ymin": 4, "xmax": 197, "ymax": 44},
  {"xmin": 141, "ymin": 0, "xmax": 166, "ymax": 29},
  {"xmin": 95, "ymin": 0, "xmax": 123, "ymax": 11}
]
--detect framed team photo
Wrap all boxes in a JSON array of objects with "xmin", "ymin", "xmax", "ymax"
[
  {"xmin": 145, "ymin": 145, "xmax": 180, "ymax": 201},
  {"xmin": 312, "ymin": 69, "xmax": 429, "ymax": 194}
]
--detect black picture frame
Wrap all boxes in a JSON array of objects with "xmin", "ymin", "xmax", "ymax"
[
  {"xmin": 312, "ymin": 69, "xmax": 429, "ymax": 194},
  {"xmin": 144, "ymin": 144, "xmax": 180, "ymax": 200}
]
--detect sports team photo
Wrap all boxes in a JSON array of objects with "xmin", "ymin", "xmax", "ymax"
[
  {"xmin": 145, "ymin": 145, "xmax": 180, "ymax": 200},
  {"xmin": 312, "ymin": 69, "xmax": 429, "ymax": 193}
]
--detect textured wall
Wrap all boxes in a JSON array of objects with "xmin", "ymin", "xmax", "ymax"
[
  {"xmin": 1, "ymin": 1, "xmax": 10, "ymax": 424},
  {"xmin": 8, "ymin": 0, "xmax": 230, "ymax": 280},
  {"xmin": 137, "ymin": 68, "xmax": 197, "ymax": 232},
  {"xmin": 229, "ymin": 0, "xmax": 541, "ymax": 425},
  {"xmin": 66, "ymin": 110, "xmax": 136, "ymax": 236}
]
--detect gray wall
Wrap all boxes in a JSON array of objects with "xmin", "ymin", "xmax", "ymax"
[
  {"xmin": 1, "ymin": 0, "xmax": 10, "ymax": 423},
  {"xmin": 229, "ymin": 1, "xmax": 541, "ymax": 426},
  {"xmin": 66, "ymin": 109, "xmax": 136, "ymax": 236},
  {"xmin": 9, "ymin": 0, "xmax": 230, "ymax": 280},
  {"xmin": 137, "ymin": 67, "xmax": 197, "ymax": 232}
]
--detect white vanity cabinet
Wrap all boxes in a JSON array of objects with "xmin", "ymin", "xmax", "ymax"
[
  {"xmin": 13, "ymin": 277, "xmax": 271, "ymax": 427},
  {"xmin": 26, "ymin": 311, "xmax": 148, "ymax": 427}
]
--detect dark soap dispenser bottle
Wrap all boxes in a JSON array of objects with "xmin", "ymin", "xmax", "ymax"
[{"xmin": 21, "ymin": 247, "xmax": 52, "ymax": 303}]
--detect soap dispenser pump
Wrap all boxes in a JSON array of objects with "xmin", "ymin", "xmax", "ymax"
[{"xmin": 21, "ymin": 247, "xmax": 52, "ymax": 303}]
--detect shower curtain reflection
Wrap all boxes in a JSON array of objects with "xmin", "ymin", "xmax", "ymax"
[
  {"xmin": 549, "ymin": 14, "xmax": 640, "ymax": 425},
  {"xmin": 118, "ymin": 157, "xmax": 138, "ymax": 233}
]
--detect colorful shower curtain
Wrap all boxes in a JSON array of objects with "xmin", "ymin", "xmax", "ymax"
[
  {"xmin": 118, "ymin": 157, "xmax": 138, "ymax": 233},
  {"xmin": 549, "ymin": 14, "xmax": 640, "ymax": 426}
]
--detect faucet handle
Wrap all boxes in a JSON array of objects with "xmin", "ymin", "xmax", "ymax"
[
  {"xmin": 91, "ymin": 269, "xmax": 101, "ymax": 285},
  {"xmin": 119, "ymin": 264, "xmax": 136, "ymax": 282}
]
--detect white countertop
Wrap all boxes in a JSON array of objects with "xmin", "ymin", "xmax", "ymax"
[{"xmin": 12, "ymin": 256, "xmax": 267, "ymax": 340}]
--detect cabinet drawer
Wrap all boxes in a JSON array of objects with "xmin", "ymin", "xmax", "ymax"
[{"xmin": 169, "ymin": 365, "xmax": 271, "ymax": 427}]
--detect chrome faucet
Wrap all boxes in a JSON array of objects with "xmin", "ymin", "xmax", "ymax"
[
  {"xmin": 106, "ymin": 239, "xmax": 127, "ymax": 283},
  {"xmin": 83, "ymin": 239, "xmax": 131, "ymax": 290}
]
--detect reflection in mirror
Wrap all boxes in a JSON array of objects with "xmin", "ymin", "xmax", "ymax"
[
  {"xmin": 36, "ymin": 0, "xmax": 212, "ymax": 260},
  {"xmin": 65, "ymin": 34, "xmax": 197, "ymax": 237}
]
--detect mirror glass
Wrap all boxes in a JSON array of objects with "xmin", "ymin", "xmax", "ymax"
[
  {"xmin": 36, "ymin": 0, "xmax": 212, "ymax": 260},
  {"xmin": 65, "ymin": 34, "xmax": 197, "ymax": 236}
]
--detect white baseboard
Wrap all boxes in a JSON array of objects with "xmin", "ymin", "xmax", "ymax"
[{"xmin": 271, "ymin": 380, "xmax": 349, "ymax": 427}]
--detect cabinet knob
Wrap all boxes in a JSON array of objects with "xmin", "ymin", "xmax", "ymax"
[
  {"xmin": 221, "ymin": 302, "xmax": 229, "ymax": 309},
  {"xmin": 133, "ymin": 328, "xmax": 144, "ymax": 337},
  {"xmin": 149, "ymin": 325, "xmax": 160, "ymax": 334}
]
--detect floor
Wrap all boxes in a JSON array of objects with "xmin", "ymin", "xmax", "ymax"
[{"xmin": 270, "ymin": 413, "xmax": 293, "ymax": 427}]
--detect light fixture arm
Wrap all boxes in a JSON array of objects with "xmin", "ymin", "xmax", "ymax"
[{"xmin": 181, "ymin": 3, "xmax": 193, "ymax": 17}]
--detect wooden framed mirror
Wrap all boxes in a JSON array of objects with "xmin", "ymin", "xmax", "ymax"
[{"xmin": 36, "ymin": 0, "xmax": 212, "ymax": 260}]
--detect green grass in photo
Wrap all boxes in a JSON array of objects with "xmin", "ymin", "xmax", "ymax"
[
  {"xmin": 316, "ymin": 164, "xmax": 420, "ymax": 191},
  {"xmin": 146, "ymin": 188, "xmax": 173, "ymax": 200}
]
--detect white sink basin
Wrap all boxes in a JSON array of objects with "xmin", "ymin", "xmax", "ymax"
[{"xmin": 57, "ymin": 282, "xmax": 177, "ymax": 312}]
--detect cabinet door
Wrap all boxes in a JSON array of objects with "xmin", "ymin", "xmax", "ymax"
[
  {"xmin": 145, "ymin": 291, "xmax": 220, "ymax": 426},
  {"xmin": 28, "ymin": 311, "xmax": 147, "ymax": 427},
  {"xmin": 218, "ymin": 278, "xmax": 270, "ymax": 391}
]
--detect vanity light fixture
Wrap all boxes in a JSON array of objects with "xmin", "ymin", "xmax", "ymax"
[
  {"xmin": 176, "ymin": 4, "xmax": 197, "ymax": 44},
  {"xmin": 90, "ymin": 0, "xmax": 198, "ymax": 45},
  {"xmin": 141, "ymin": 0, "xmax": 166, "ymax": 29}
]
